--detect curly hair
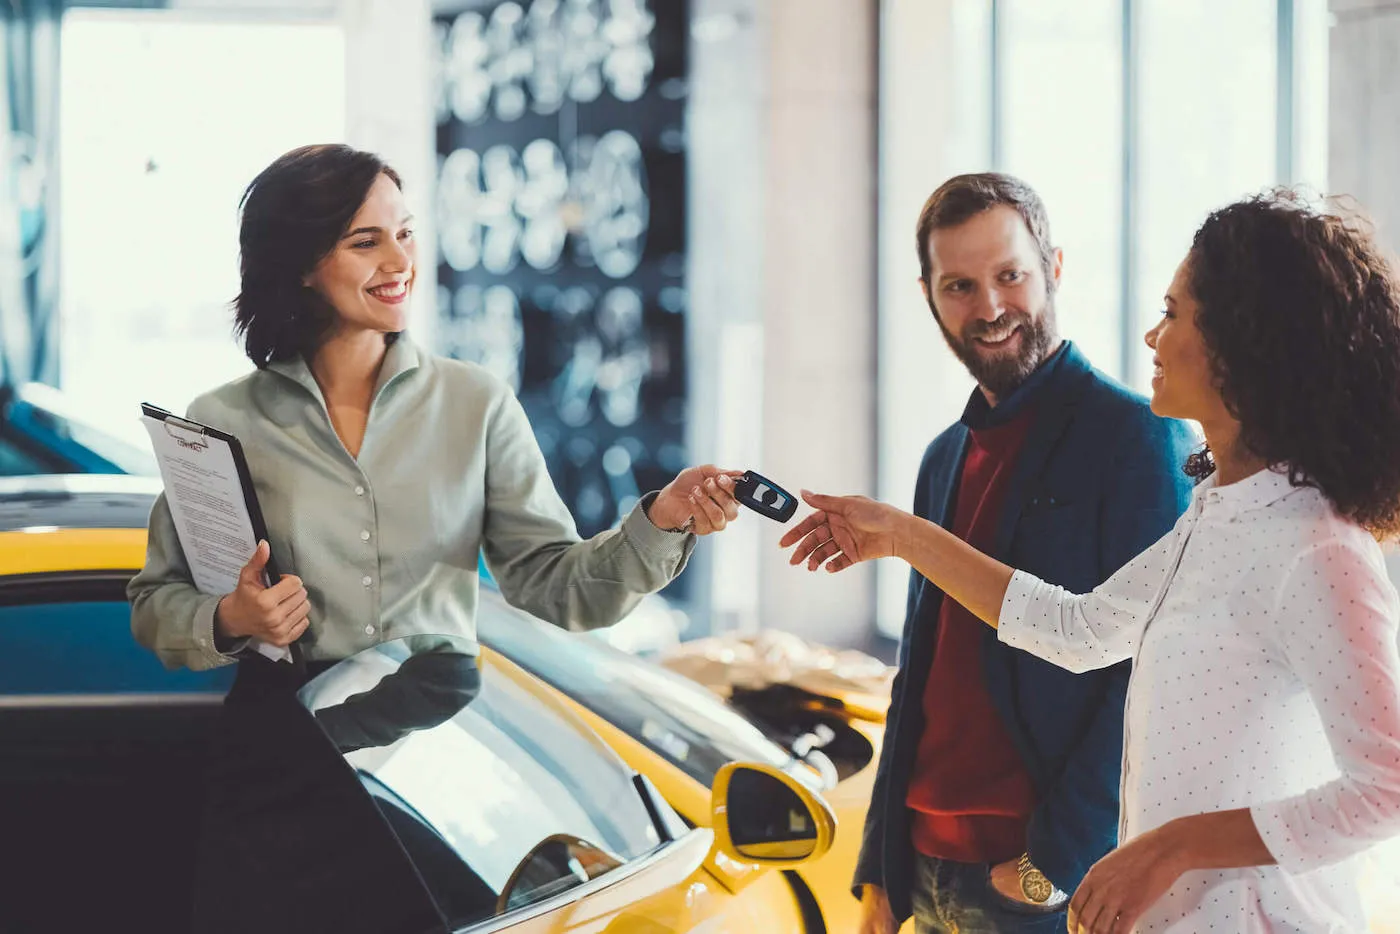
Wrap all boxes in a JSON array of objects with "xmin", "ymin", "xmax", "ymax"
[
  {"xmin": 234, "ymin": 144, "xmax": 402, "ymax": 367},
  {"xmin": 1185, "ymin": 189, "xmax": 1400, "ymax": 539}
]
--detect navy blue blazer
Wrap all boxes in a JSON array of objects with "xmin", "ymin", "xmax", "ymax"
[{"xmin": 854, "ymin": 342, "xmax": 1197, "ymax": 921}]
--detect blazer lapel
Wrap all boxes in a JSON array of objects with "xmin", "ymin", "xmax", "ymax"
[
  {"xmin": 907, "ymin": 427, "xmax": 969, "ymax": 619},
  {"xmin": 992, "ymin": 360, "xmax": 1095, "ymax": 559},
  {"xmin": 982, "ymin": 354, "xmax": 1094, "ymax": 788},
  {"xmin": 932, "ymin": 428, "xmax": 970, "ymax": 531}
]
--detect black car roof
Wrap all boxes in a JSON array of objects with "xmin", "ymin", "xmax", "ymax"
[{"xmin": 0, "ymin": 475, "xmax": 161, "ymax": 533}]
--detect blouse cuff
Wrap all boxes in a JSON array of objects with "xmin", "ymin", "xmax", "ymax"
[
  {"xmin": 195, "ymin": 595, "xmax": 245, "ymax": 669},
  {"xmin": 623, "ymin": 491, "xmax": 694, "ymax": 560},
  {"xmin": 996, "ymin": 569, "xmax": 1046, "ymax": 652},
  {"xmin": 1250, "ymin": 798, "xmax": 1317, "ymax": 876}
]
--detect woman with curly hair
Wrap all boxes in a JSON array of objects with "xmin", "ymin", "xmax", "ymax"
[{"xmin": 783, "ymin": 190, "xmax": 1400, "ymax": 933}]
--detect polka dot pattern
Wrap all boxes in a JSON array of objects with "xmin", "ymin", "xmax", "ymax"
[{"xmin": 1000, "ymin": 468, "xmax": 1400, "ymax": 931}]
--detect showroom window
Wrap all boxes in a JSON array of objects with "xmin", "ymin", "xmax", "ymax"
[
  {"xmin": 995, "ymin": 0, "xmax": 1326, "ymax": 392},
  {"xmin": 876, "ymin": 0, "xmax": 1329, "ymax": 634},
  {"xmin": 57, "ymin": 10, "xmax": 346, "ymax": 445},
  {"xmin": 997, "ymin": 0, "xmax": 1123, "ymax": 379}
]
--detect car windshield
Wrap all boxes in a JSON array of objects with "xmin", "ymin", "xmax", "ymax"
[
  {"xmin": 296, "ymin": 635, "xmax": 667, "ymax": 928},
  {"xmin": 476, "ymin": 591, "xmax": 817, "ymax": 791},
  {"xmin": 0, "ymin": 434, "xmax": 56, "ymax": 476},
  {"xmin": 6, "ymin": 383, "xmax": 158, "ymax": 476}
]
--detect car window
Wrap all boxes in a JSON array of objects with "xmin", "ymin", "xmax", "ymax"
[
  {"xmin": 298, "ymin": 636, "xmax": 667, "ymax": 929},
  {"xmin": 475, "ymin": 592, "xmax": 818, "ymax": 791},
  {"xmin": 0, "ymin": 597, "xmax": 234, "ymax": 695},
  {"xmin": 0, "ymin": 434, "xmax": 57, "ymax": 476},
  {"xmin": 10, "ymin": 383, "xmax": 159, "ymax": 476}
]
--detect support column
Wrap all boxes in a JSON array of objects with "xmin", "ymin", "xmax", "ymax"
[{"xmin": 689, "ymin": 0, "xmax": 878, "ymax": 646}]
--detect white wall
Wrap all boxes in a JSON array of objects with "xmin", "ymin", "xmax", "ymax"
[
  {"xmin": 1330, "ymin": 1, "xmax": 1400, "ymax": 609},
  {"xmin": 687, "ymin": 0, "xmax": 768, "ymax": 635},
  {"xmin": 690, "ymin": 0, "xmax": 878, "ymax": 647},
  {"xmin": 58, "ymin": 9, "xmax": 347, "ymax": 435},
  {"xmin": 875, "ymin": 0, "xmax": 992, "ymax": 637},
  {"xmin": 56, "ymin": 0, "xmax": 436, "ymax": 436},
  {"xmin": 169, "ymin": 0, "xmax": 438, "ymax": 341},
  {"xmin": 1331, "ymin": 0, "xmax": 1400, "ymax": 249}
]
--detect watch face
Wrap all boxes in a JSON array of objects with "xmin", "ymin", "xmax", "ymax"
[{"xmin": 1020, "ymin": 868, "xmax": 1054, "ymax": 904}]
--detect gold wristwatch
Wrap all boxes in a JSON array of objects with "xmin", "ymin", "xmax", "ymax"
[{"xmin": 1016, "ymin": 853, "xmax": 1065, "ymax": 906}]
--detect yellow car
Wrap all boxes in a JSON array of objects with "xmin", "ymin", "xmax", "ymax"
[
  {"xmin": 0, "ymin": 474, "xmax": 865, "ymax": 934},
  {"xmin": 11, "ymin": 475, "xmax": 1391, "ymax": 933},
  {"xmin": 474, "ymin": 587, "xmax": 881, "ymax": 934}
]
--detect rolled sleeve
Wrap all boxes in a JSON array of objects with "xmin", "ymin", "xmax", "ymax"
[
  {"xmin": 1251, "ymin": 798, "xmax": 1323, "ymax": 876},
  {"xmin": 996, "ymin": 569, "xmax": 1046, "ymax": 652},
  {"xmin": 996, "ymin": 570, "xmax": 1138, "ymax": 674},
  {"xmin": 1253, "ymin": 540, "xmax": 1400, "ymax": 874},
  {"xmin": 997, "ymin": 522, "xmax": 1184, "ymax": 673}
]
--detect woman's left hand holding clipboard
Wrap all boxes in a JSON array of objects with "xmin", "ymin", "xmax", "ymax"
[{"xmin": 214, "ymin": 540, "xmax": 312, "ymax": 648}]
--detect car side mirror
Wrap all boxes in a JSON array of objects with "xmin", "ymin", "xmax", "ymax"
[
  {"xmin": 495, "ymin": 833, "xmax": 621, "ymax": 916},
  {"xmin": 710, "ymin": 762, "xmax": 836, "ymax": 866}
]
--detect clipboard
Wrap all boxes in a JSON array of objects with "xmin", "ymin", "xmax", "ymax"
[{"xmin": 141, "ymin": 403, "xmax": 301, "ymax": 666}]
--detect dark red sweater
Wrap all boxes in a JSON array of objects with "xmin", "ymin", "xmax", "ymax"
[{"xmin": 905, "ymin": 406, "xmax": 1038, "ymax": 863}]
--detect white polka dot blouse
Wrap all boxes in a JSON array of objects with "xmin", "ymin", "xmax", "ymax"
[{"xmin": 1001, "ymin": 466, "xmax": 1400, "ymax": 933}]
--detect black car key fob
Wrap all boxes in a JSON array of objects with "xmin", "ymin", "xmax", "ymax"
[{"xmin": 733, "ymin": 470, "xmax": 799, "ymax": 523}]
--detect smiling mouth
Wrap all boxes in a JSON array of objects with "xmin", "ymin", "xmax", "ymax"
[
  {"xmin": 367, "ymin": 281, "xmax": 409, "ymax": 302},
  {"xmin": 974, "ymin": 325, "xmax": 1021, "ymax": 348}
]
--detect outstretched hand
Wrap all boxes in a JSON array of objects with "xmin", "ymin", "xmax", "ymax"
[{"xmin": 778, "ymin": 491, "xmax": 908, "ymax": 572}]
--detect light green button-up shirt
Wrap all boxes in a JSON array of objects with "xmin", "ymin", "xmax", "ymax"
[{"xmin": 128, "ymin": 336, "xmax": 694, "ymax": 671}]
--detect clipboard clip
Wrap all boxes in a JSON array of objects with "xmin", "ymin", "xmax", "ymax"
[{"xmin": 163, "ymin": 417, "xmax": 210, "ymax": 453}]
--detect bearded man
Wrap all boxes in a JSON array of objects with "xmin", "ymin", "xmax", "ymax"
[{"xmin": 852, "ymin": 173, "xmax": 1197, "ymax": 934}]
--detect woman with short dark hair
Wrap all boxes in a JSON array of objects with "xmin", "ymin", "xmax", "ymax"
[
  {"xmin": 232, "ymin": 144, "xmax": 410, "ymax": 368},
  {"xmin": 130, "ymin": 143, "xmax": 740, "ymax": 671},
  {"xmin": 784, "ymin": 190, "xmax": 1400, "ymax": 933}
]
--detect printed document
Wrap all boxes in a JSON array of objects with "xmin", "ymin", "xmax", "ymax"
[{"xmin": 141, "ymin": 412, "xmax": 292, "ymax": 663}]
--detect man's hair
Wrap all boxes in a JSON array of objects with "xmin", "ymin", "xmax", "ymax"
[{"xmin": 914, "ymin": 172, "xmax": 1056, "ymax": 287}]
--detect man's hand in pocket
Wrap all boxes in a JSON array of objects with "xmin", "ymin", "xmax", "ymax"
[
  {"xmin": 990, "ymin": 854, "xmax": 1066, "ymax": 909},
  {"xmin": 990, "ymin": 858, "xmax": 1035, "ymax": 905}
]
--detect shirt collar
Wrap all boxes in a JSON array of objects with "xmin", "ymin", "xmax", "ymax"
[
  {"xmin": 267, "ymin": 333, "xmax": 421, "ymax": 404},
  {"xmin": 1194, "ymin": 465, "xmax": 1300, "ymax": 518},
  {"xmin": 960, "ymin": 340, "xmax": 1072, "ymax": 430}
]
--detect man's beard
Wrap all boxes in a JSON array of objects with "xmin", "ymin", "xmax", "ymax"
[{"xmin": 934, "ymin": 300, "xmax": 1058, "ymax": 401}]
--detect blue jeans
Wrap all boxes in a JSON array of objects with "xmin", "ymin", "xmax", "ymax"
[{"xmin": 911, "ymin": 854, "xmax": 1068, "ymax": 934}]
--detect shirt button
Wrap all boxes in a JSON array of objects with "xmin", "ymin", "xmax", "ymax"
[
  {"xmin": 354, "ymin": 485, "xmax": 365, "ymax": 496},
  {"xmin": 364, "ymin": 625, "xmax": 376, "ymax": 636},
  {"xmin": 360, "ymin": 530, "xmax": 371, "ymax": 542},
  {"xmin": 362, "ymin": 575, "xmax": 373, "ymax": 587}
]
